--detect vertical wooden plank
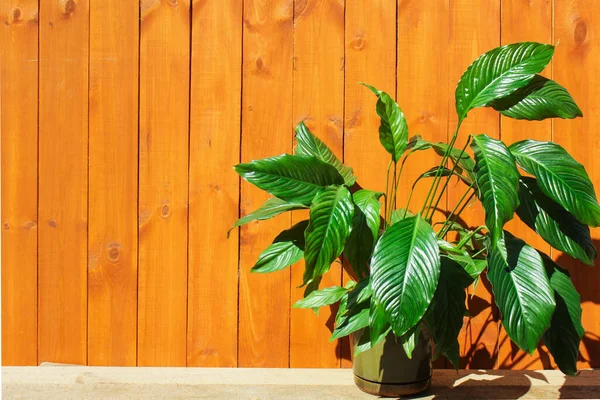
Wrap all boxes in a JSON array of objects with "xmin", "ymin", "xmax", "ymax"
[
  {"xmin": 187, "ymin": 0, "xmax": 241, "ymax": 367},
  {"xmin": 38, "ymin": 0, "xmax": 89, "ymax": 364},
  {"xmin": 448, "ymin": 0, "xmax": 501, "ymax": 369},
  {"xmin": 554, "ymin": 0, "xmax": 600, "ymax": 370},
  {"xmin": 138, "ymin": 0, "xmax": 190, "ymax": 366},
  {"xmin": 1, "ymin": 0, "xmax": 38, "ymax": 366},
  {"xmin": 396, "ymin": 0, "xmax": 450, "ymax": 369},
  {"xmin": 343, "ymin": 0, "xmax": 396, "ymax": 367},
  {"xmin": 497, "ymin": 0, "xmax": 553, "ymax": 371},
  {"xmin": 290, "ymin": 0, "xmax": 345, "ymax": 368},
  {"xmin": 88, "ymin": 0, "xmax": 139, "ymax": 366},
  {"xmin": 239, "ymin": 0, "xmax": 293, "ymax": 367}
]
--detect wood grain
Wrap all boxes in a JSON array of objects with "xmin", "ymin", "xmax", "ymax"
[
  {"xmin": 554, "ymin": 0, "xmax": 600, "ymax": 370},
  {"xmin": 1, "ymin": 0, "xmax": 38, "ymax": 366},
  {"xmin": 448, "ymin": 0, "xmax": 501, "ymax": 370},
  {"xmin": 238, "ymin": 0, "xmax": 294, "ymax": 367},
  {"xmin": 138, "ymin": 0, "xmax": 190, "ymax": 366},
  {"xmin": 87, "ymin": 0, "xmax": 139, "ymax": 366},
  {"xmin": 187, "ymin": 0, "xmax": 242, "ymax": 367},
  {"xmin": 497, "ymin": 0, "xmax": 554, "ymax": 371},
  {"xmin": 342, "ymin": 0, "xmax": 396, "ymax": 367},
  {"xmin": 290, "ymin": 0, "xmax": 345, "ymax": 368},
  {"xmin": 38, "ymin": 0, "xmax": 89, "ymax": 365}
]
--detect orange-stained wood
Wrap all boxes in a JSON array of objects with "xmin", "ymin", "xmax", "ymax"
[
  {"xmin": 554, "ymin": 0, "xmax": 600, "ymax": 371},
  {"xmin": 396, "ymin": 0, "xmax": 452, "ymax": 369},
  {"xmin": 238, "ymin": 0, "xmax": 294, "ymax": 367},
  {"xmin": 138, "ymin": 0, "xmax": 190, "ymax": 366},
  {"xmin": 88, "ymin": 0, "xmax": 139, "ymax": 366},
  {"xmin": 187, "ymin": 0, "xmax": 242, "ymax": 367},
  {"xmin": 343, "ymin": 0, "xmax": 397, "ymax": 367},
  {"xmin": 448, "ymin": 0, "xmax": 501, "ymax": 370},
  {"xmin": 1, "ymin": 0, "xmax": 38, "ymax": 366},
  {"xmin": 290, "ymin": 0, "xmax": 345, "ymax": 368},
  {"xmin": 38, "ymin": 0, "xmax": 89, "ymax": 364},
  {"xmin": 497, "ymin": 0, "xmax": 554, "ymax": 371}
]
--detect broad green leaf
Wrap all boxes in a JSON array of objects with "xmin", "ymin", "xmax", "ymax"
[
  {"xmin": 293, "ymin": 285, "xmax": 348, "ymax": 309},
  {"xmin": 331, "ymin": 300, "xmax": 369, "ymax": 341},
  {"xmin": 303, "ymin": 186, "xmax": 354, "ymax": 285},
  {"xmin": 235, "ymin": 154, "xmax": 344, "ymax": 205},
  {"xmin": 302, "ymin": 275, "xmax": 322, "ymax": 315},
  {"xmin": 344, "ymin": 190, "xmax": 383, "ymax": 279},
  {"xmin": 295, "ymin": 121, "xmax": 357, "ymax": 186},
  {"xmin": 438, "ymin": 240, "xmax": 483, "ymax": 279},
  {"xmin": 400, "ymin": 324, "xmax": 421, "ymax": 359},
  {"xmin": 517, "ymin": 177, "xmax": 597, "ymax": 265},
  {"xmin": 509, "ymin": 140, "xmax": 600, "ymax": 227},
  {"xmin": 390, "ymin": 208, "xmax": 415, "ymax": 225},
  {"xmin": 369, "ymin": 300, "xmax": 389, "ymax": 347},
  {"xmin": 540, "ymin": 255, "xmax": 584, "ymax": 376},
  {"xmin": 252, "ymin": 220, "xmax": 308, "ymax": 273},
  {"xmin": 424, "ymin": 258, "xmax": 473, "ymax": 367},
  {"xmin": 361, "ymin": 83, "xmax": 408, "ymax": 162},
  {"xmin": 229, "ymin": 197, "xmax": 307, "ymax": 236},
  {"xmin": 471, "ymin": 134, "xmax": 520, "ymax": 245},
  {"xmin": 370, "ymin": 214, "xmax": 441, "ymax": 337},
  {"xmin": 487, "ymin": 233, "xmax": 555, "ymax": 354},
  {"xmin": 491, "ymin": 75, "xmax": 582, "ymax": 121},
  {"xmin": 455, "ymin": 42, "xmax": 554, "ymax": 120},
  {"xmin": 353, "ymin": 326, "xmax": 391, "ymax": 357}
]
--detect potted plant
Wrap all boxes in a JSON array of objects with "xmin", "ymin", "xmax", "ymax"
[{"xmin": 231, "ymin": 42, "xmax": 597, "ymax": 397}]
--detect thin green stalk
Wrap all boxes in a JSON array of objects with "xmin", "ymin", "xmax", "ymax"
[
  {"xmin": 421, "ymin": 120, "xmax": 463, "ymax": 217},
  {"xmin": 437, "ymin": 181, "xmax": 476, "ymax": 238},
  {"xmin": 389, "ymin": 150, "xmax": 413, "ymax": 220},
  {"xmin": 383, "ymin": 160, "xmax": 393, "ymax": 229},
  {"xmin": 456, "ymin": 225, "xmax": 486, "ymax": 249},
  {"xmin": 426, "ymin": 136, "xmax": 472, "ymax": 221}
]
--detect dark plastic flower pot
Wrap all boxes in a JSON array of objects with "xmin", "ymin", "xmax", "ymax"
[{"xmin": 352, "ymin": 328, "xmax": 432, "ymax": 397}]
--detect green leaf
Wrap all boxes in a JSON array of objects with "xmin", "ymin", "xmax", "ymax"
[
  {"xmin": 540, "ymin": 255, "xmax": 584, "ymax": 376},
  {"xmin": 369, "ymin": 300, "xmax": 390, "ymax": 347},
  {"xmin": 344, "ymin": 190, "xmax": 383, "ymax": 279},
  {"xmin": 295, "ymin": 121, "xmax": 357, "ymax": 186},
  {"xmin": 331, "ymin": 301, "xmax": 369, "ymax": 341},
  {"xmin": 370, "ymin": 214, "xmax": 441, "ymax": 337},
  {"xmin": 361, "ymin": 83, "xmax": 408, "ymax": 162},
  {"xmin": 235, "ymin": 154, "xmax": 344, "ymax": 205},
  {"xmin": 251, "ymin": 220, "xmax": 308, "ymax": 273},
  {"xmin": 229, "ymin": 197, "xmax": 307, "ymax": 236},
  {"xmin": 390, "ymin": 208, "xmax": 415, "ymax": 225},
  {"xmin": 293, "ymin": 285, "xmax": 348, "ymax": 309},
  {"xmin": 516, "ymin": 177, "xmax": 597, "ymax": 265},
  {"xmin": 509, "ymin": 140, "xmax": 600, "ymax": 227},
  {"xmin": 400, "ymin": 323, "xmax": 421, "ymax": 359},
  {"xmin": 487, "ymin": 232, "xmax": 555, "ymax": 354},
  {"xmin": 303, "ymin": 185, "xmax": 354, "ymax": 285},
  {"xmin": 455, "ymin": 42, "xmax": 554, "ymax": 120},
  {"xmin": 471, "ymin": 134, "xmax": 520, "ymax": 245},
  {"xmin": 407, "ymin": 136, "xmax": 476, "ymax": 183},
  {"xmin": 424, "ymin": 258, "xmax": 473, "ymax": 367},
  {"xmin": 353, "ymin": 326, "xmax": 391, "ymax": 357},
  {"xmin": 490, "ymin": 75, "xmax": 582, "ymax": 121}
]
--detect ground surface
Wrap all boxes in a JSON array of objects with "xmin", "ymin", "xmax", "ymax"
[{"xmin": 2, "ymin": 366, "xmax": 599, "ymax": 399}]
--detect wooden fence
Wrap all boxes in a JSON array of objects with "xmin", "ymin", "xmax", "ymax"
[{"xmin": 2, "ymin": 0, "xmax": 599, "ymax": 369}]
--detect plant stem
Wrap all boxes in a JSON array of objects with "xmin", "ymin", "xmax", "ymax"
[
  {"xmin": 456, "ymin": 225, "xmax": 486, "ymax": 249},
  {"xmin": 438, "ymin": 187, "xmax": 477, "ymax": 238},
  {"xmin": 384, "ymin": 159, "xmax": 393, "ymax": 229},
  {"xmin": 421, "ymin": 120, "xmax": 463, "ymax": 218},
  {"xmin": 390, "ymin": 150, "xmax": 415, "ymax": 221},
  {"xmin": 426, "ymin": 136, "xmax": 472, "ymax": 221}
]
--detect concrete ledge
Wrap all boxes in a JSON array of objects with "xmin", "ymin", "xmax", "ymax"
[{"xmin": 2, "ymin": 367, "xmax": 599, "ymax": 399}]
